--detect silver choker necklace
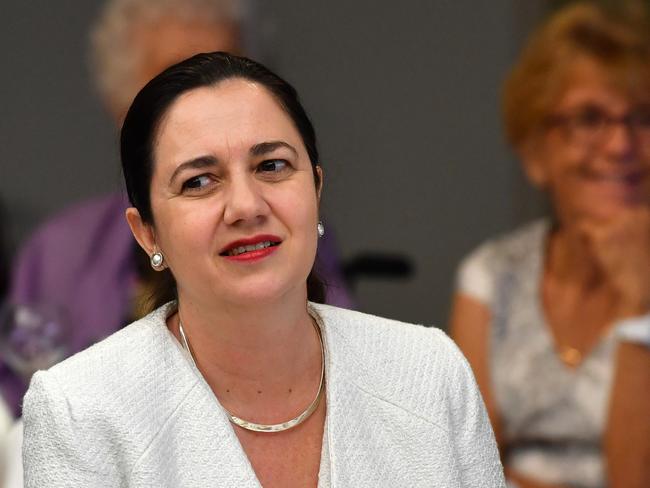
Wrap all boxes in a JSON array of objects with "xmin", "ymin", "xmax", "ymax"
[{"xmin": 178, "ymin": 314, "xmax": 325, "ymax": 433}]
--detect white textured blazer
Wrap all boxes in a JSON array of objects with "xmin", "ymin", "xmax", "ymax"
[{"xmin": 23, "ymin": 303, "xmax": 505, "ymax": 487}]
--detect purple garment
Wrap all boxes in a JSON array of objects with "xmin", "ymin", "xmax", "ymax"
[
  {"xmin": 3, "ymin": 193, "xmax": 135, "ymax": 417},
  {"xmin": 2, "ymin": 192, "xmax": 353, "ymax": 416}
]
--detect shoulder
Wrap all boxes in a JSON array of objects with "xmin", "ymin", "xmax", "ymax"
[
  {"xmin": 22, "ymin": 303, "xmax": 195, "ymax": 484},
  {"xmin": 461, "ymin": 218, "xmax": 549, "ymax": 273},
  {"xmin": 11, "ymin": 192, "xmax": 129, "ymax": 274},
  {"xmin": 24, "ymin": 192, "xmax": 128, "ymax": 246},
  {"xmin": 9, "ymin": 192, "xmax": 133, "ymax": 302},
  {"xmin": 312, "ymin": 304, "xmax": 478, "ymax": 422},
  {"xmin": 314, "ymin": 302, "xmax": 452, "ymax": 355},
  {"xmin": 23, "ymin": 303, "xmax": 193, "ymax": 427},
  {"xmin": 455, "ymin": 219, "xmax": 549, "ymax": 303}
]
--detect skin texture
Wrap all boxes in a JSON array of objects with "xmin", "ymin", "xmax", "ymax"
[
  {"xmin": 451, "ymin": 57, "xmax": 650, "ymax": 488},
  {"xmin": 126, "ymin": 80, "xmax": 326, "ymax": 487}
]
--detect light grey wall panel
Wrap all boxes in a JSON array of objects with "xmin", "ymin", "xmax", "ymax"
[{"xmin": 1, "ymin": 1, "xmax": 547, "ymax": 325}]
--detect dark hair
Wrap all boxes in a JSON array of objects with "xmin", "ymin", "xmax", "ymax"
[{"xmin": 121, "ymin": 52, "xmax": 325, "ymax": 310}]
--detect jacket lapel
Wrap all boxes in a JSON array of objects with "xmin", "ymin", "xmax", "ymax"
[
  {"xmin": 319, "ymin": 305, "xmax": 412, "ymax": 486},
  {"xmin": 317, "ymin": 304, "xmax": 461, "ymax": 487},
  {"xmin": 131, "ymin": 320, "xmax": 262, "ymax": 487}
]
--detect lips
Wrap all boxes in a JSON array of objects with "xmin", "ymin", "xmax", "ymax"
[
  {"xmin": 576, "ymin": 169, "xmax": 649, "ymax": 206},
  {"xmin": 219, "ymin": 234, "xmax": 282, "ymax": 258}
]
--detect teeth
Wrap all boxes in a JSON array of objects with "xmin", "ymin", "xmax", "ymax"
[{"xmin": 228, "ymin": 241, "xmax": 274, "ymax": 256}]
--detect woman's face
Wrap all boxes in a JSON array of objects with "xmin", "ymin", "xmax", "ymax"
[
  {"xmin": 524, "ymin": 57, "xmax": 650, "ymax": 224},
  {"xmin": 138, "ymin": 79, "xmax": 321, "ymax": 308}
]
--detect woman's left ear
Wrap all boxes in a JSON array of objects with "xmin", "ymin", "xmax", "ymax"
[
  {"xmin": 518, "ymin": 139, "xmax": 549, "ymax": 190},
  {"xmin": 316, "ymin": 165, "xmax": 324, "ymax": 203}
]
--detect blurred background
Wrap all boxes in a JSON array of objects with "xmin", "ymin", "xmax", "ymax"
[
  {"xmin": 4, "ymin": 1, "xmax": 650, "ymax": 486},
  {"xmin": 0, "ymin": 0, "xmax": 624, "ymax": 327}
]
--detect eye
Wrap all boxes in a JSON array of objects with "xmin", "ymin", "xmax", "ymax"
[
  {"xmin": 258, "ymin": 159, "xmax": 288, "ymax": 173},
  {"xmin": 630, "ymin": 108, "xmax": 650, "ymax": 128},
  {"xmin": 181, "ymin": 174, "xmax": 213, "ymax": 192},
  {"xmin": 573, "ymin": 106, "xmax": 607, "ymax": 129}
]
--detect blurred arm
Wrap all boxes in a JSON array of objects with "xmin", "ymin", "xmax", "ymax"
[
  {"xmin": 605, "ymin": 341, "xmax": 650, "ymax": 488},
  {"xmin": 449, "ymin": 292, "xmax": 504, "ymax": 449}
]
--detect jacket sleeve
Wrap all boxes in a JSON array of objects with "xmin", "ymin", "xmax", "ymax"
[
  {"xmin": 442, "ymin": 334, "xmax": 506, "ymax": 487},
  {"xmin": 22, "ymin": 371, "xmax": 118, "ymax": 487}
]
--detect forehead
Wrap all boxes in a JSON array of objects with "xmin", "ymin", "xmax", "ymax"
[
  {"xmin": 154, "ymin": 79, "xmax": 303, "ymax": 163},
  {"xmin": 554, "ymin": 56, "xmax": 649, "ymax": 110}
]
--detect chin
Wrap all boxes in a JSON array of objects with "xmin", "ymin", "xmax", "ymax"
[
  {"xmin": 567, "ymin": 184, "xmax": 649, "ymax": 220},
  {"xmin": 219, "ymin": 275, "xmax": 307, "ymax": 307},
  {"xmin": 577, "ymin": 198, "xmax": 644, "ymax": 220}
]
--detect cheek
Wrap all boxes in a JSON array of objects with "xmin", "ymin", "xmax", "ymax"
[
  {"xmin": 544, "ymin": 147, "xmax": 587, "ymax": 191},
  {"xmin": 284, "ymin": 185, "xmax": 319, "ymax": 230},
  {"xmin": 268, "ymin": 183, "xmax": 320, "ymax": 260},
  {"xmin": 268, "ymin": 173, "xmax": 319, "ymax": 213},
  {"xmin": 154, "ymin": 200, "xmax": 222, "ymax": 257}
]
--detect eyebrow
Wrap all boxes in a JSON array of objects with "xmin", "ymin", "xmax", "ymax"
[
  {"xmin": 168, "ymin": 141, "xmax": 298, "ymax": 185},
  {"xmin": 250, "ymin": 141, "xmax": 298, "ymax": 158},
  {"xmin": 169, "ymin": 155, "xmax": 218, "ymax": 185}
]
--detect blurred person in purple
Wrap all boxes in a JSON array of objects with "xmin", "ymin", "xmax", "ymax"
[{"xmin": 2, "ymin": 0, "xmax": 352, "ymax": 419}]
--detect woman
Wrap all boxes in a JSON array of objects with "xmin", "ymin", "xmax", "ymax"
[
  {"xmin": 22, "ymin": 52, "xmax": 504, "ymax": 487},
  {"xmin": 450, "ymin": 4, "xmax": 650, "ymax": 488},
  {"xmin": 4, "ymin": 0, "xmax": 353, "ymax": 422}
]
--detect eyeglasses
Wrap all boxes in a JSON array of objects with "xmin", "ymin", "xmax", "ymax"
[{"xmin": 545, "ymin": 104, "xmax": 650, "ymax": 148}]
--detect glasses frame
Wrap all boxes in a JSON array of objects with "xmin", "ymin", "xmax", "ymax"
[{"xmin": 544, "ymin": 105, "xmax": 650, "ymax": 149}]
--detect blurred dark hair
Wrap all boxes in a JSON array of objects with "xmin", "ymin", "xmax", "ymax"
[{"xmin": 120, "ymin": 51, "xmax": 325, "ymax": 312}]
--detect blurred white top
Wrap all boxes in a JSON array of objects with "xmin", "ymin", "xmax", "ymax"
[
  {"xmin": 1, "ymin": 420, "xmax": 23, "ymax": 488},
  {"xmin": 0, "ymin": 396, "xmax": 11, "ymax": 437},
  {"xmin": 0, "ymin": 397, "xmax": 17, "ymax": 487}
]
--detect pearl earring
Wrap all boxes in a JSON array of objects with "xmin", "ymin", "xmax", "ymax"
[
  {"xmin": 317, "ymin": 221, "xmax": 325, "ymax": 238},
  {"xmin": 150, "ymin": 251, "xmax": 165, "ymax": 270}
]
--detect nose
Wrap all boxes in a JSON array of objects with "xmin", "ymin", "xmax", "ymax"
[
  {"xmin": 603, "ymin": 121, "xmax": 636, "ymax": 161},
  {"xmin": 223, "ymin": 173, "xmax": 269, "ymax": 226}
]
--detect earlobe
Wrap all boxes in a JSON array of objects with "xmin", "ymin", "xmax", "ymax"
[
  {"xmin": 125, "ymin": 207, "xmax": 157, "ymax": 255},
  {"xmin": 518, "ymin": 141, "xmax": 549, "ymax": 190},
  {"xmin": 522, "ymin": 156, "xmax": 549, "ymax": 189}
]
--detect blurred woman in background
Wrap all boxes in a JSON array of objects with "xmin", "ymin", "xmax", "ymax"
[{"xmin": 451, "ymin": 3, "xmax": 650, "ymax": 487}]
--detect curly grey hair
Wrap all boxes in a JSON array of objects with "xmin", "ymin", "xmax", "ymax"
[{"xmin": 90, "ymin": 0, "xmax": 249, "ymax": 119}]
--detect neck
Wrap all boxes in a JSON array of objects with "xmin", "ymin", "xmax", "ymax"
[
  {"xmin": 169, "ymin": 286, "xmax": 322, "ymax": 419},
  {"xmin": 546, "ymin": 222, "xmax": 601, "ymax": 288}
]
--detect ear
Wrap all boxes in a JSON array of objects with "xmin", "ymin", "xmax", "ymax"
[
  {"xmin": 518, "ymin": 139, "xmax": 549, "ymax": 190},
  {"xmin": 125, "ymin": 207, "xmax": 157, "ymax": 256},
  {"xmin": 315, "ymin": 165, "xmax": 324, "ymax": 203}
]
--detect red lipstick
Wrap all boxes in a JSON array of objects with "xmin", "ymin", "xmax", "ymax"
[{"xmin": 220, "ymin": 234, "xmax": 282, "ymax": 262}]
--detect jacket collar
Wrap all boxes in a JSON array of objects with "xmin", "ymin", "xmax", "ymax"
[{"xmin": 148, "ymin": 302, "xmax": 419, "ymax": 487}]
